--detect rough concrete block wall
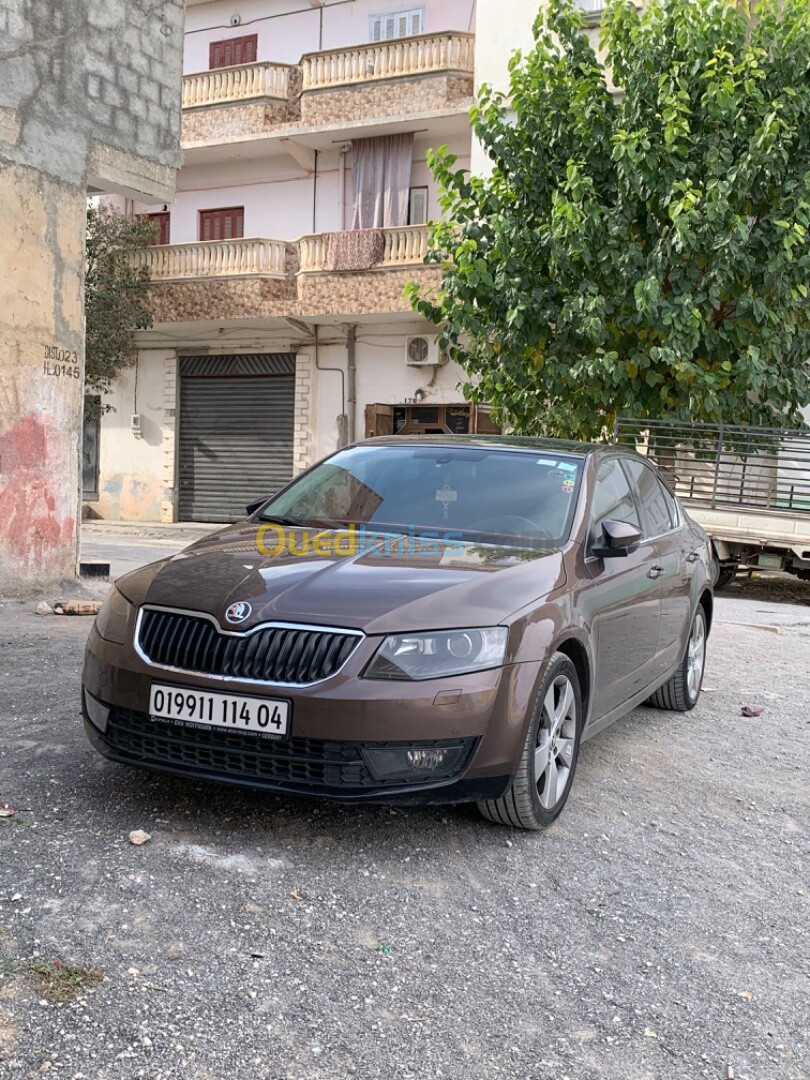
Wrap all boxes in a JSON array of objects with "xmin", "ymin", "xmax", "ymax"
[
  {"xmin": 0, "ymin": 0, "xmax": 184, "ymax": 191},
  {"xmin": 297, "ymin": 267, "xmax": 442, "ymax": 318},
  {"xmin": 299, "ymin": 73, "xmax": 474, "ymax": 128},
  {"xmin": 0, "ymin": 0, "xmax": 184, "ymax": 590},
  {"xmin": 147, "ymin": 266, "xmax": 440, "ymax": 324},
  {"xmin": 182, "ymin": 100, "xmax": 298, "ymax": 146},
  {"xmin": 149, "ymin": 278, "xmax": 298, "ymax": 324}
]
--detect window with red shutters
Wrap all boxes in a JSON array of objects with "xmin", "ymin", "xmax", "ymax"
[
  {"xmin": 209, "ymin": 34, "xmax": 258, "ymax": 69},
  {"xmin": 199, "ymin": 207, "xmax": 245, "ymax": 242},
  {"xmin": 147, "ymin": 212, "xmax": 171, "ymax": 246}
]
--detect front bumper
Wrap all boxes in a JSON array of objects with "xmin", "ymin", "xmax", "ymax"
[{"xmin": 82, "ymin": 627, "xmax": 543, "ymax": 805}]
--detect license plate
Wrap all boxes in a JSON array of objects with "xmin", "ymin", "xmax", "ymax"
[{"xmin": 149, "ymin": 684, "xmax": 289, "ymax": 739}]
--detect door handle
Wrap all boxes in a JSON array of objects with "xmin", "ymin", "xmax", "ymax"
[{"xmin": 647, "ymin": 566, "xmax": 664, "ymax": 579}]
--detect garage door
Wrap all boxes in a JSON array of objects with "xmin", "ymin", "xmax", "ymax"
[{"xmin": 178, "ymin": 354, "xmax": 295, "ymax": 523}]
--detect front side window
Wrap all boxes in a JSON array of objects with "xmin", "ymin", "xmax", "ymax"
[
  {"xmin": 258, "ymin": 444, "xmax": 583, "ymax": 547},
  {"xmin": 622, "ymin": 458, "xmax": 678, "ymax": 537},
  {"xmin": 588, "ymin": 458, "xmax": 641, "ymax": 549}
]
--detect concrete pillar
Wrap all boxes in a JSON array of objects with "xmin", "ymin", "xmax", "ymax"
[{"xmin": 0, "ymin": 163, "xmax": 86, "ymax": 592}]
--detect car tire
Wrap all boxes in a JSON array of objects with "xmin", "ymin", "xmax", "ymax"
[
  {"xmin": 478, "ymin": 653, "xmax": 582, "ymax": 830},
  {"xmin": 714, "ymin": 565, "xmax": 738, "ymax": 590},
  {"xmin": 646, "ymin": 605, "xmax": 707, "ymax": 712}
]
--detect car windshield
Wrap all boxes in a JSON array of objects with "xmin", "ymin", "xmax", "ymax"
[{"xmin": 258, "ymin": 444, "xmax": 583, "ymax": 547}]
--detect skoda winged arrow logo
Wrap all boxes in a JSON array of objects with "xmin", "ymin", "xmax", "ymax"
[{"xmin": 224, "ymin": 601, "xmax": 252, "ymax": 625}]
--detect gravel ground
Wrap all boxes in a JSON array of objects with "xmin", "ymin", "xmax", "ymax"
[{"xmin": 0, "ymin": 583, "xmax": 808, "ymax": 1080}]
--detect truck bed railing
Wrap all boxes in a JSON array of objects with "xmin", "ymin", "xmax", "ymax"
[{"xmin": 613, "ymin": 418, "xmax": 810, "ymax": 515}]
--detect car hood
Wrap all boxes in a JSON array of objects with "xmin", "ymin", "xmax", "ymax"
[{"xmin": 117, "ymin": 521, "xmax": 567, "ymax": 634}]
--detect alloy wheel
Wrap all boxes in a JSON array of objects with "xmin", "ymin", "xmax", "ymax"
[
  {"xmin": 535, "ymin": 674, "xmax": 577, "ymax": 810},
  {"xmin": 686, "ymin": 611, "xmax": 706, "ymax": 701}
]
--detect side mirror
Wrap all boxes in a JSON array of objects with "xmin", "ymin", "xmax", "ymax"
[
  {"xmin": 591, "ymin": 519, "xmax": 642, "ymax": 559},
  {"xmin": 245, "ymin": 496, "xmax": 272, "ymax": 517}
]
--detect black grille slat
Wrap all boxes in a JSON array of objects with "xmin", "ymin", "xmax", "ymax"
[
  {"xmin": 188, "ymin": 621, "xmax": 210, "ymax": 671},
  {"xmin": 337, "ymin": 636, "xmax": 357, "ymax": 666},
  {"xmin": 307, "ymin": 634, "xmax": 334, "ymax": 683},
  {"xmin": 321, "ymin": 635, "xmax": 346, "ymax": 677},
  {"xmin": 162, "ymin": 616, "xmax": 185, "ymax": 663},
  {"xmin": 272, "ymin": 629, "xmax": 297, "ymax": 681},
  {"xmin": 242, "ymin": 631, "xmax": 263, "ymax": 679},
  {"xmin": 281, "ymin": 631, "xmax": 305, "ymax": 683},
  {"xmin": 259, "ymin": 630, "xmax": 285, "ymax": 681},
  {"xmin": 138, "ymin": 610, "xmax": 361, "ymax": 685},
  {"xmin": 293, "ymin": 633, "xmax": 321, "ymax": 684},
  {"xmin": 175, "ymin": 619, "xmax": 198, "ymax": 671}
]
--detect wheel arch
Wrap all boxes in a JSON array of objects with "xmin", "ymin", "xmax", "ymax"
[
  {"xmin": 698, "ymin": 588, "xmax": 713, "ymax": 635},
  {"xmin": 554, "ymin": 637, "xmax": 591, "ymax": 724}
]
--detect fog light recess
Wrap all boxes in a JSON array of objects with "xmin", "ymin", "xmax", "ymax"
[{"xmin": 361, "ymin": 741, "xmax": 473, "ymax": 782}]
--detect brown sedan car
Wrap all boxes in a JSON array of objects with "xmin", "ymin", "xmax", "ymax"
[{"xmin": 82, "ymin": 436, "xmax": 712, "ymax": 829}]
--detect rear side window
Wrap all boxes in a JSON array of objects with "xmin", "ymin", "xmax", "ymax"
[
  {"xmin": 588, "ymin": 458, "xmax": 640, "ymax": 548},
  {"xmin": 622, "ymin": 458, "xmax": 678, "ymax": 537}
]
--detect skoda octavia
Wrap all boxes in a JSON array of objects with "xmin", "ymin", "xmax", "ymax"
[{"xmin": 82, "ymin": 437, "xmax": 712, "ymax": 829}]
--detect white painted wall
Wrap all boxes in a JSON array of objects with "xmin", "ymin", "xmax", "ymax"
[
  {"xmin": 133, "ymin": 133, "xmax": 471, "ymax": 242},
  {"xmin": 88, "ymin": 351, "xmax": 171, "ymax": 521},
  {"xmin": 184, "ymin": 0, "xmax": 477, "ymax": 74},
  {"xmin": 309, "ymin": 331, "xmax": 469, "ymax": 461},
  {"xmin": 470, "ymin": 0, "xmax": 537, "ymax": 175}
]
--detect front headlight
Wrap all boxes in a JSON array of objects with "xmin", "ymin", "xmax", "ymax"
[
  {"xmin": 364, "ymin": 627, "xmax": 508, "ymax": 681},
  {"xmin": 94, "ymin": 586, "xmax": 133, "ymax": 644}
]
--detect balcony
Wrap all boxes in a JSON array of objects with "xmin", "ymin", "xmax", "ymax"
[
  {"xmin": 136, "ymin": 238, "xmax": 292, "ymax": 280},
  {"xmin": 297, "ymin": 225, "xmax": 428, "ymax": 272},
  {"xmin": 180, "ymin": 32, "xmax": 475, "ymax": 147},
  {"xmin": 181, "ymin": 62, "xmax": 300, "ymax": 144},
  {"xmin": 138, "ymin": 228, "xmax": 439, "ymax": 324},
  {"xmin": 182, "ymin": 62, "xmax": 293, "ymax": 109}
]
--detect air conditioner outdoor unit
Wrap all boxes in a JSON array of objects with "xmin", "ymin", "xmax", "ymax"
[{"xmin": 406, "ymin": 336, "xmax": 447, "ymax": 367}]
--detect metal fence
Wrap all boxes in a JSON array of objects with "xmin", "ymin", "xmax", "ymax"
[{"xmin": 613, "ymin": 418, "xmax": 810, "ymax": 514}]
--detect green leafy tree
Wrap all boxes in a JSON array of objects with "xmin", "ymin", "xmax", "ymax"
[
  {"xmin": 84, "ymin": 204, "xmax": 157, "ymax": 416},
  {"xmin": 408, "ymin": 0, "xmax": 810, "ymax": 438}
]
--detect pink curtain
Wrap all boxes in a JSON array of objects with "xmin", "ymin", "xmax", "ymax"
[{"xmin": 351, "ymin": 133, "xmax": 414, "ymax": 229}]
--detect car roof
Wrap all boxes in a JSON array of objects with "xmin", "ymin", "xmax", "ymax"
[{"xmin": 355, "ymin": 434, "xmax": 607, "ymax": 457}]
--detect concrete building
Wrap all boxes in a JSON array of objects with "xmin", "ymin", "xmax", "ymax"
[
  {"xmin": 0, "ymin": 0, "xmax": 184, "ymax": 590},
  {"xmin": 86, "ymin": 0, "xmax": 603, "ymax": 525},
  {"xmin": 87, "ymin": 0, "xmax": 485, "ymax": 524}
]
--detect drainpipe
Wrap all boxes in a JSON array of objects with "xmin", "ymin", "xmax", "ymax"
[
  {"xmin": 338, "ymin": 143, "xmax": 351, "ymax": 231},
  {"xmin": 311, "ymin": 148, "xmax": 318, "ymax": 233},
  {"xmin": 346, "ymin": 325, "xmax": 357, "ymax": 445}
]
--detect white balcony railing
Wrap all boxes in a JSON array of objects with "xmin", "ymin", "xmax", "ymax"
[
  {"xmin": 138, "ymin": 229, "xmax": 428, "ymax": 280},
  {"xmin": 298, "ymin": 226, "xmax": 429, "ymax": 271},
  {"xmin": 298, "ymin": 234, "xmax": 327, "ymax": 272},
  {"xmin": 383, "ymin": 225, "xmax": 429, "ymax": 265},
  {"xmin": 301, "ymin": 32, "xmax": 474, "ymax": 91},
  {"xmin": 182, "ymin": 62, "xmax": 291, "ymax": 109},
  {"xmin": 137, "ymin": 239, "xmax": 290, "ymax": 280}
]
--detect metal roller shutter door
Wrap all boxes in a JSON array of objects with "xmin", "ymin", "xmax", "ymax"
[{"xmin": 178, "ymin": 356, "xmax": 295, "ymax": 523}]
